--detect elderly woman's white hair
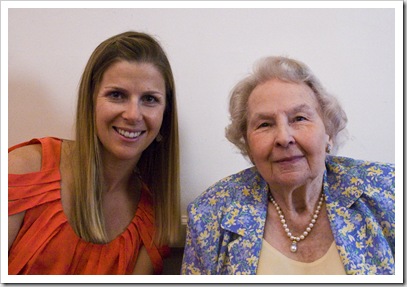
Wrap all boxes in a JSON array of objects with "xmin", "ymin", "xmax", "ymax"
[{"xmin": 225, "ymin": 56, "xmax": 348, "ymax": 159}]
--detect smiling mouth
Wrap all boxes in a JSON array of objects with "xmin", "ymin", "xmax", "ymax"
[
  {"xmin": 114, "ymin": 127, "xmax": 144, "ymax": 139},
  {"xmin": 275, "ymin": 156, "xmax": 304, "ymax": 163}
]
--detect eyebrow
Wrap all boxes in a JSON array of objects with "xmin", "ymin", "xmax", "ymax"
[
  {"xmin": 101, "ymin": 85, "xmax": 165, "ymax": 96},
  {"xmin": 290, "ymin": 104, "xmax": 316, "ymax": 115},
  {"xmin": 249, "ymin": 103, "xmax": 316, "ymax": 122}
]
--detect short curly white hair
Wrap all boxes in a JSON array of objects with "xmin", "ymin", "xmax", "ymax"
[{"xmin": 225, "ymin": 56, "xmax": 348, "ymax": 158}]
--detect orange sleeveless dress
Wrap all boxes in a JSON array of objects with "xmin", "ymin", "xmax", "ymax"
[{"xmin": 8, "ymin": 137, "xmax": 168, "ymax": 275}]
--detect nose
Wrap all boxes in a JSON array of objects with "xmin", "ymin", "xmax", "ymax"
[
  {"xmin": 274, "ymin": 122, "xmax": 295, "ymax": 148},
  {"xmin": 122, "ymin": 101, "xmax": 142, "ymax": 123}
]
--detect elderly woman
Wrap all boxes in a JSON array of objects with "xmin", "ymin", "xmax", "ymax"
[{"xmin": 181, "ymin": 56, "xmax": 395, "ymax": 275}]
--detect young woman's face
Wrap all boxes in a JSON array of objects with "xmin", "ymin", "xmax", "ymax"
[
  {"xmin": 246, "ymin": 78, "xmax": 331, "ymax": 191},
  {"xmin": 95, "ymin": 60, "xmax": 166, "ymax": 164}
]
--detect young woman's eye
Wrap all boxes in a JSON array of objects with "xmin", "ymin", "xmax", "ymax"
[
  {"xmin": 108, "ymin": 91, "xmax": 124, "ymax": 100},
  {"xmin": 142, "ymin": 94, "xmax": 159, "ymax": 104}
]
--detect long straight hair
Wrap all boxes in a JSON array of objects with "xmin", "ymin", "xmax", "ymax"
[{"xmin": 71, "ymin": 31, "xmax": 180, "ymax": 245}]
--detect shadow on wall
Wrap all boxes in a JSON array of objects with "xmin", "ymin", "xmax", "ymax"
[{"xmin": 8, "ymin": 75, "xmax": 74, "ymax": 147}]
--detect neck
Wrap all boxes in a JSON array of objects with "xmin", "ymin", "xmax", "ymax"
[
  {"xmin": 101, "ymin": 156, "xmax": 139, "ymax": 194},
  {"xmin": 268, "ymin": 174, "xmax": 324, "ymax": 215}
]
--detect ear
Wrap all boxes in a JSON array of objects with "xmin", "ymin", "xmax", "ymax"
[
  {"xmin": 326, "ymin": 135, "xmax": 333, "ymax": 154},
  {"xmin": 327, "ymin": 135, "xmax": 333, "ymax": 147}
]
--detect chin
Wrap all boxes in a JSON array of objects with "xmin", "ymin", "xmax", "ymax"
[
  {"xmin": 271, "ymin": 174, "xmax": 310, "ymax": 187},
  {"xmin": 104, "ymin": 146, "xmax": 144, "ymax": 162}
]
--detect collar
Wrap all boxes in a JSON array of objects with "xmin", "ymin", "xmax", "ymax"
[
  {"xmin": 324, "ymin": 156, "xmax": 364, "ymax": 208},
  {"xmin": 220, "ymin": 167, "xmax": 269, "ymax": 237}
]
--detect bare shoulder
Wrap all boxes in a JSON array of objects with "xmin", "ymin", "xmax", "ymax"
[
  {"xmin": 60, "ymin": 139, "xmax": 75, "ymax": 170},
  {"xmin": 8, "ymin": 143, "xmax": 42, "ymax": 249},
  {"xmin": 8, "ymin": 144, "xmax": 42, "ymax": 174},
  {"xmin": 61, "ymin": 139, "xmax": 74, "ymax": 155}
]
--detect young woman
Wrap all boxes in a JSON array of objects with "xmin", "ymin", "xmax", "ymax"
[{"xmin": 8, "ymin": 31, "xmax": 180, "ymax": 275}]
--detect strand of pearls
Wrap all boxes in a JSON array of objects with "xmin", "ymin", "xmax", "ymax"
[{"xmin": 268, "ymin": 192, "xmax": 324, "ymax": 253}]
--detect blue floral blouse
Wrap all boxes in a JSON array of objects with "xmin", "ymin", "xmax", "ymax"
[{"xmin": 181, "ymin": 156, "xmax": 395, "ymax": 275}]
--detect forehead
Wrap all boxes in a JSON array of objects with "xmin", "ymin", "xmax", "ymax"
[
  {"xmin": 97, "ymin": 60, "xmax": 166, "ymax": 94},
  {"xmin": 103, "ymin": 60, "xmax": 163, "ymax": 79},
  {"xmin": 247, "ymin": 78, "xmax": 319, "ymax": 115}
]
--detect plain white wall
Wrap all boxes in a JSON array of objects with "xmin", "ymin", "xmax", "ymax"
[{"xmin": 7, "ymin": 6, "xmax": 396, "ymax": 217}]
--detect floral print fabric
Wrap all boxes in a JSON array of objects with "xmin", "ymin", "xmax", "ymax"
[{"xmin": 181, "ymin": 156, "xmax": 395, "ymax": 275}]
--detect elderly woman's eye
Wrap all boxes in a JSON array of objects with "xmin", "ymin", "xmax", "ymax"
[
  {"xmin": 258, "ymin": 122, "xmax": 270, "ymax": 128},
  {"xmin": 295, "ymin": 116, "xmax": 307, "ymax": 122}
]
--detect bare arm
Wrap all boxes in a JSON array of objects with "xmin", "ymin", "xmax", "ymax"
[
  {"xmin": 132, "ymin": 245, "xmax": 154, "ymax": 275},
  {"xmin": 8, "ymin": 213, "xmax": 25, "ymax": 251},
  {"xmin": 8, "ymin": 144, "xmax": 42, "ymax": 251}
]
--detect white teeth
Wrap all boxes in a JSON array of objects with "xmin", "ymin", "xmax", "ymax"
[{"xmin": 117, "ymin": 128, "xmax": 142, "ymax": 139}]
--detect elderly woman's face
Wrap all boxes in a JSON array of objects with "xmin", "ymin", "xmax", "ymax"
[{"xmin": 246, "ymin": 78, "xmax": 331, "ymax": 191}]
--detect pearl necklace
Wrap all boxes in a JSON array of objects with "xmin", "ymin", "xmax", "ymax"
[{"xmin": 268, "ymin": 192, "xmax": 324, "ymax": 253}]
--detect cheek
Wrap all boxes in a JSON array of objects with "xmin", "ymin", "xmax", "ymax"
[
  {"xmin": 94, "ymin": 106, "xmax": 103, "ymax": 131},
  {"xmin": 145, "ymin": 108, "xmax": 165, "ymax": 129},
  {"xmin": 247, "ymin": 134, "xmax": 271, "ymax": 161},
  {"xmin": 302, "ymin": 131, "xmax": 328, "ymax": 155},
  {"xmin": 95, "ymin": 101, "xmax": 112, "ymax": 121},
  {"xmin": 94, "ymin": 106, "xmax": 110, "ymax": 131}
]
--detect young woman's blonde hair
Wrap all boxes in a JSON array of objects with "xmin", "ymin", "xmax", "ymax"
[
  {"xmin": 225, "ymin": 56, "xmax": 348, "ymax": 159},
  {"xmin": 71, "ymin": 31, "xmax": 180, "ymax": 245}
]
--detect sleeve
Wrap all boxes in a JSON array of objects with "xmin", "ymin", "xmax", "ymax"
[
  {"xmin": 9, "ymin": 138, "xmax": 62, "ymax": 215},
  {"xmin": 371, "ymin": 162, "xmax": 395, "ymax": 256},
  {"xmin": 361, "ymin": 161, "xmax": 395, "ymax": 274},
  {"xmin": 181, "ymin": 201, "xmax": 207, "ymax": 275},
  {"xmin": 353, "ymin": 161, "xmax": 395, "ymax": 256},
  {"xmin": 181, "ymin": 187, "xmax": 226, "ymax": 275},
  {"xmin": 9, "ymin": 174, "xmax": 61, "ymax": 215}
]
